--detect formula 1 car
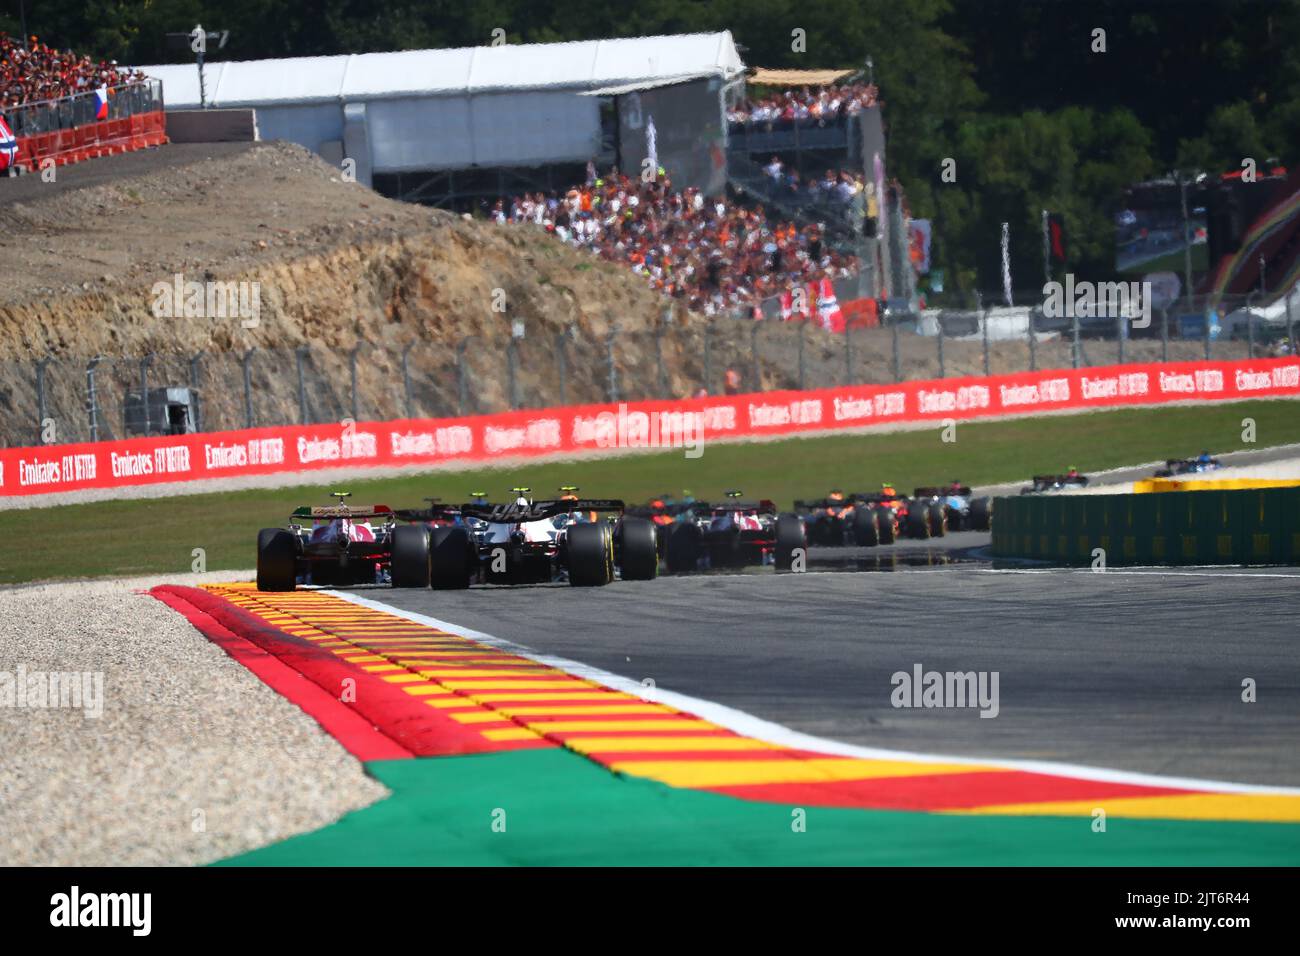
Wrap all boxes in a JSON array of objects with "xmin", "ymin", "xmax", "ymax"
[
  {"xmin": 793, "ymin": 491, "xmax": 883, "ymax": 547},
  {"xmin": 421, "ymin": 488, "xmax": 659, "ymax": 588},
  {"xmin": 912, "ymin": 484, "xmax": 992, "ymax": 532},
  {"xmin": 661, "ymin": 491, "xmax": 806, "ymax": 572},
  {"xmin": 256, "ymin": 492, "xmax": 431, "ymax": 591},
  {"xmin": 1020, "ymin": 471, "xmax": 1090, "ymax": 494},
  {"xmin": 1154, "ymin": 453, "xmax": 1221, "ymax": 477}
]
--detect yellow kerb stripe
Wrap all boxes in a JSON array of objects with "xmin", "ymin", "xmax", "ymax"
[
  {"xmin": 607, "ymin": 758, "xmax": 994, "ymax": 788},
  {"xmin": 947, "ymin": 793, "xmax": 1300, "ymax": 823}
]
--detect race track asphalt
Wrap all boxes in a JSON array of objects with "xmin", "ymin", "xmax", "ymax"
[{"xmin": 367, "ymin": 533, "xmax": 1300, "ymax": 789}]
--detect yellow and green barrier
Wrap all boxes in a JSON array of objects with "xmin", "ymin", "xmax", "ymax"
[{"xmin": 992, "ymin": 486, "xmax": 1300, "ymax": 565}]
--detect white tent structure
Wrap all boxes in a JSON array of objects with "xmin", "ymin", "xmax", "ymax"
[{"xmin": 136, "ymin": 33, "xmax": 745, "ymax": 194}]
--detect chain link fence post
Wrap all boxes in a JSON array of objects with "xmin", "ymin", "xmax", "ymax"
[
  {"xmin": 1204, "ymin": 305, "xmax": 1213, "ymax": 361},
  {"xmin": 982, "ymin": 305, "xmax": 992, "ymax": 376},
  {"xmin": 401, "ymin": 343, "xmax": 415, "ymax": 418},
  {"xmin": 891, "ymin": 315, "xmax": 901, "ymax": 382},
  {"xmin": 555, "ymin": 326, "xmax": 571, "ymax": 406},
  {"xmin": 505, "ymin": 338, "xmax": 519, "ymax": 410},
  {"xmin": 798, "ymin": 320, "xmax": 807, "ymax": 390},
  {"xmin": 703, "ymin": 320, "xmax": 714, "ymax": 395},
  {"xmin": 1025, "ymin": 296, "xmax": 1037, "ymax": 372},
  {"xmin": 139, "ymin": 353, "xmax": 154, "ymax": 436},
  {"xmin": 188, "ymin": 353, "xmax": 204, "ymax": 432},
  {"xmin": 456, "ymin": 337, "xmax": 472, "ymax": 416},
  {"xmin": 750, "ymin": 321, "xmax": 761, "ymax": 392},
  {"xmin": 1072, "ymin": 309, "xmax": 1081, "ymax": 369},
  {"xmin": 936, "ymin": 320, "xmax": 945, "ymax": 378},
  {"xmin": 606, "ymin": 327, "xmax": 619, "ymax": 403},
  {"xmin": 294, "ymin": 346, "xmax": 309, "ymax": 424},
  {"xmin": 844, "ymin": 319, "xmax": 854, "ymax": 386},
  {"xmin": 241, "ymin": 348, "xmax": 256, "ymax": 428},
  {"xmin": 35, "ymin": 356, "xmax": 51, "ymax": 444},
  {"xmin": 86, "ymin": 357, "xmax": 103, "ymax": 442},
  {"xmin": 1160, "ymin": 308, "xmax": 1169, "ymax": 364},
  {"xmin": 1287, "ymin": 294, "xmax": 1296, "ymax": 356},
  {"xmin": 1116, "ymin": 312, "xmax": 1125, "ymax": 365},
  {"xmin": 349, "ymin": 345, "xmax": 361, "ymax": 422},
  {"xmin": 1248, "ymin": 310, "xmax": 1256, "ymax": 360}
]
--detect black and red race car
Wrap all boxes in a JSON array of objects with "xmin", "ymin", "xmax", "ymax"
[
  {"xmin": 256, "ymin": 491, "xmax": 431, "ymax": 591},
  {"xmin": 660, "ymin": 491, "xmax": 806, "ymax": 573}
]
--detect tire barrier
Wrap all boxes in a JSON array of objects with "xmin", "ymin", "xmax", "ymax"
[{"xmin": 992, "ymin": 485, "xmax": 1300, "ymax": 566}]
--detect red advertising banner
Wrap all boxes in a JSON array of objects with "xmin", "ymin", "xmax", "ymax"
[{"xmin": 3, "ymin": 358, "xmax": 1297, "ymax": 499}]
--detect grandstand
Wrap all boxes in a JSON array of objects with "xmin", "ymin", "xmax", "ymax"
[{"xmin": 135, "ymin": 33, "xmax": 745, "ymax": 204}]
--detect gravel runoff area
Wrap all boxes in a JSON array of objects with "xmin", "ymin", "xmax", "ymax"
[{"xmin": 0, "ymin": 570, "xmax": 387, "ymax": 866}]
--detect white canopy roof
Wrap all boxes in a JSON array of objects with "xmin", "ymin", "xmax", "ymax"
[{"xmin": 138, "ymin": 32, "xmax": 745, "ymax": 109}]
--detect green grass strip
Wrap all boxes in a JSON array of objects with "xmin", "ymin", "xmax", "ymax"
[
  {"xmin": 218, "ymin": 749, "xmax": 1300, "ymax": 866},
  {"xmin": 4, "ymin": 399, "xmax": 1297, "ymax": 584}
]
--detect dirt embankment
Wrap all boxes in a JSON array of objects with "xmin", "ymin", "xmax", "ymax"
[{"xmin": 0, "ymin": 140, "xmax": 1249, "ymax": 447}]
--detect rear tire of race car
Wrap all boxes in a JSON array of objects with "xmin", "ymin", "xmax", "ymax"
[
  {"xmin": 968, "ymin": 496, "xmax": 991, "ymax": 531},
  {"xmin": 927, "ymin": 502, "xmax": 947, "ymax": 538},
  {"xmin": 390, "ymin": 524, "xmax": 431, "ymax": 588},
  {"xmin": 906, "ymin": 506, "xmax": 931, "ymax": 539},
  {"xmin": 773, "ymin": 514, "xmax": 806, "ymax": 572},
  {"xmin": 874, "ymin": 507, "xmax": 896, "ymax": 545},
  {"xmin": 619, "ymin": 517, "xmax": 659, "ymax": 581},
  {"xmin": 256, "ymin": 528, "xmax": 297, "ymax": 592},
  {"xmin": 429, "ymin": 525, "xmax": 472, "ymax": 590},
  {"xmin": 568, "ymin": 521, "xmax": 614, "ymax": 586},
  {"xmin": 852, "ymin": 504, "xmax": 879, "ymax": 546}
]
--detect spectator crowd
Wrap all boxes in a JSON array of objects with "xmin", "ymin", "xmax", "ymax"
[
  {"xmin": 756, "ymin": 156, "xmax": 880, "ymax": 233},
  {"xmin": 1, "ymin": 33, "xmax": 146, "ymax": 110},
  {"xmin": 727, "ymin": 82, "xmax": 878, "ymax": 125},
  {"xmin": 490, "ymin": 167, "xmax": 859, "ymax": 316}
]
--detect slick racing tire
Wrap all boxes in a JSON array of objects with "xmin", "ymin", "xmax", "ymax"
[
  {"xmin": 568, "ymin": 521, "xmax": 615, "ymax": 586},
  {"xmin": 619, "ymin": 517, "xmax": 659, "ymax": 581},
  {"xmin": 852, "ymin": 504, "xmax": 880, "ymax": 546},
  {"xmin": 906, "ymin": 506, "xmax": 932, "ymax": 539},
  {"xmin": 968, "ymin": 496, "xmax": 992, "ymax": 531},
  {"xmin": 429, "ymin": 525, "xmax": 472, "ymax": 589},
  {"xmin": 927, "ymin": 502, "xmax": 947, "ymax": 538},
  {"xmin": 256, "ymin": 528, "xmax": 297, "ymax": 592},
  {"xmin": 874, "ymin": 506, "xmax": 897, "ymax": 545},
  {"xmin": 390, "ymin": 524, "xmax": 431, "ymax": 588},
  {"xmin": 773, "ymin": 514, "xmax": 807, "ymax": 572},
  {"xmin": 664, "ymin": 522, "xmax": 702, "ymax": 574}
]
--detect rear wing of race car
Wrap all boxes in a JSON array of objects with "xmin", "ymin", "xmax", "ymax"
[
  {"xmin": 393, "ymin": 503, "xmax": 463, "ymax": 522},
  {"xmin": 460, "ymin": 499, "xmax": 625, "ymax": 523},
  {"xmin": 793, "ymin": 497, "xmax": 854, "ymax": 511},
  {"xmin": 699, "ymin": 499, "xmax": 778, "ymax": 515},
  {"xmin": 291, "ymin": 504, "xmax": 394, "ymax": 520}
]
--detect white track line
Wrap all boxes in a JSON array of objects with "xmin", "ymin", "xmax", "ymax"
[{"xmin": 327, "ymin": 588, "xmax": 1300, "ymax": 797}]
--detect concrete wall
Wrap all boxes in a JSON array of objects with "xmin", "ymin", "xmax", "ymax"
[{"xmin": 165, "ymin": 109, "xmax": 258, "ymax": 143}]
